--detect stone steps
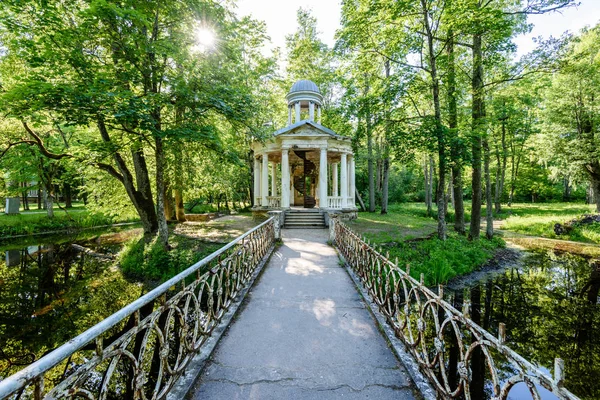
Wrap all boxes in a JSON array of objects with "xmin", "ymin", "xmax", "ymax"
[{"xmin": 284, "ymin": 211, "xmax": 326, "ymax": 229}]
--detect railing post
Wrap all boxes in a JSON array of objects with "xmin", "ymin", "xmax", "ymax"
[
  {"xmin": 329, "ymin": 213, "xmax": 338, "ymax": 243},
  {"xmin": 268, "ymin": 211, "xmax": 282, "ymax": 239}
]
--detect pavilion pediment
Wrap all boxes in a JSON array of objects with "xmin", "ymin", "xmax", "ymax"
[{"xmin": 272, "ymin": 120, "xmax": 348, "ymax": 140}]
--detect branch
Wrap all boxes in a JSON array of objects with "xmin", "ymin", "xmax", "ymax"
[
  {"xmin": 0, "ymin": 140, "xmax": 37, "ymax": 159},
  {"xmin": 21, "ymin": 122, "xmax": 72, "ymax": 160},
  {"xmin": 95, "ymin": 162, "xmax": 125, "ymax": 183}
]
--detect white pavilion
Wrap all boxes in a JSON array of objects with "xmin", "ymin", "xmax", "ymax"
[{"xmin": 251, "ymin": 80, "xmax": 357, "ymax": 215}]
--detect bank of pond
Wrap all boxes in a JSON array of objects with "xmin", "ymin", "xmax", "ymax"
[{"xmin": 0, "ymin": 225, "xmax": 598, "ymax": 399}]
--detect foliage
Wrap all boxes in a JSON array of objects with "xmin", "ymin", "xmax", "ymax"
[
  {"xmin": 389, "ymin": 233, "xmax": 504, "ymax": 285},
  {"xmin": 119, "ymin": 234, "xmax": 222, "ymax": 282}
]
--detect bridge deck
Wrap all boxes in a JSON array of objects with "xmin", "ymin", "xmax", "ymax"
[{"xmin": 189, "ymin": 228, "xmax": 417, "ymax": 399}]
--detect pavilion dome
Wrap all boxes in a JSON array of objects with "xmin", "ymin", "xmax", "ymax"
[{"xmin": 289, "ymin": 79, "xmax": 320, "ymax": 94}]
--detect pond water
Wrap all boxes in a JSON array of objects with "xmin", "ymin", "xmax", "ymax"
[
  {"xmin": 0, "ymin": 226, "xmax": 145, "ymax": 380},
  {"xmin": 447, "ymin": 250, "xmax": 600, "ymax": 399}
]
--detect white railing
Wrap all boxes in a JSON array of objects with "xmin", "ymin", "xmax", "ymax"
[
  {"xmin": 267, "ymin": 196, "xmax": 281, "ymax": 208},
  {"xmin": 327, "ymin": 196, "xmax": 343, "ymax": 209}
]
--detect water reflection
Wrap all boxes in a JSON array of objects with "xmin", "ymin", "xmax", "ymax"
[
  {"xmin": 448, "ymin": 250, "xmax": 600, "ymax": 399},
  {"xmin": 0, "ymin": 229, "xmax": 141, "ymax": 379}
]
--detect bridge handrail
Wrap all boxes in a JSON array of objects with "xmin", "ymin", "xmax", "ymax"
[
  {"xmin": 0, "ymin": 217, "xmax": 276, "ymax": 399},
  {"xmin": 332, "ymin": 218, "xmax": 579, "ymax": 400}
]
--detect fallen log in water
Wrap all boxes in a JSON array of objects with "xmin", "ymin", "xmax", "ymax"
[{"xmin": 71, "ymin": 244, "xmax": 115, "ymax": 260}]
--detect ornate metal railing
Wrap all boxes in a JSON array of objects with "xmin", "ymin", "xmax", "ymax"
[
  {"xmin": 0, "ymin": 218, "xmax": 275, "ymax": 400},
  {"xmin": 332, "ymin": 219, "xmax": 579, "ymax": 400}
]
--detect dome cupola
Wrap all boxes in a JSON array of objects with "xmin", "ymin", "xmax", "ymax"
[{"xmin": 286, "ymin": 79, "xmax": 323, "ymax": 125}]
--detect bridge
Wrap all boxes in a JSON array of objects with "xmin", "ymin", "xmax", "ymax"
[{"xmin": 0, "ymin": 214, "xmax": 579, "ymax": 399}]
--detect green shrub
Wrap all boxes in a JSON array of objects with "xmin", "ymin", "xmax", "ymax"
[
  {"xmin": 119, "ymin": 235, "xmax": 222, "ymax": 282},
  {"xmin": 388, "ymin": 234, "xmax": 505, "ymax": 285}
]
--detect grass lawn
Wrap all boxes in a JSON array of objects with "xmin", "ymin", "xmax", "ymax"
[
  {"xmin": 497, "ymin": 203, "xmax": 600, "ymax": 244},
  {"xmin": 174, "ymin": 212, "xmax": 267, "ymax": 243},
  {"xmin": 346, "ymin": 203, "xmax": 438, "ymax": 243},
  {"xmin": 0, "ymin": 204, "xmax": 138, "ymax": 238}
]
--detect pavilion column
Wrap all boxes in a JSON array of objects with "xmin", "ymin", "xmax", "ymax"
[
  {"xmin": 295, "ymin": 101, "xmax": 301, "ymax": 123},
  {"xmin": 332, "ymin": 163, "xmax": 338, "ymax": 197},
  {"xmin": 253, "ymin": 157, "xmax": 260, "ymax": 206},
  {"xmin": 309, "ymin": 101, "xmax": 315, "ymax": 121},
  {"xmin": 288, "ymin": 106, "xmax": 292, "ymax": 125},
  {"xmin": 289, "ymin": 165, "xmax": 294, "ymax": 206},
  {"xmin": 261, "ymin": 153, "xmax": 269, "ymax": 207},
  {"xmin": 350, "ymin": 156, "xmax": 356, "ymax": 207},
  {"xmin": 341, "ymin": 153, "xmax": 348, "ymax": 208},
  {"xmin": 281, "ymin": 150, "xmax": 290, "ymax": 208},
  {"xmin": 319, "ymin": 147, "xmax": 328, "ymax": 208},
  {"xmin": 271, "ymin": 162, "xmax": 278, "ymax": 197}
]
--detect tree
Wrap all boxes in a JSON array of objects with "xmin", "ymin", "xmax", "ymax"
[
  {"xmin": 544, "ymin": 25, "xmax": 600, "ymax": 211},
  {"xmin": 0, "ymin": 0, "xmax": 269, "ymax": 249}
]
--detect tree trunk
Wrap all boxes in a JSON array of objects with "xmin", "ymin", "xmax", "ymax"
[
  {"xmin": 424, "ymin": 158, "xmax": 432, "ymax": 215},
  {"xmin": 381, "ymin": 157, "xmax": 390, "ymax": 214},
  {"xmin": 469, "ymin": 29, "xmax": 485, "ymax": 240},
  {"xmin": 164, "ymin": 188, "xmax": 174, "ymax": 221},
  {"xmin": 484, "ymin": 137, "xmax": 494, "ymax": 239},
  {"xmin": 155, "ymin": 136, "xmax": 170, "ymax": 248},
  {"xmin": 563, "ymin": 176, "xmax": 571, "ymax": 201},
  {"xmin": 356, "ymin": 188, "xmax": 367, "ymax": 212},
  {"xmin": 37, "ymin": 186, "xmax": 42, "ymax": 209},
  {"xmin": 447, "ymin": 27, "xmax": 465, "ymax": 235},
  {"xmin": 22, "ymin": 182, "xmax": 30, "ymax": 210},
  {"xmin": 368, "ymin": 117, "xmax": 375, "ymax": 213},
  {"xmin": 494, "ymin": 117, "xmax": 508, "ymax": 213},
  {"xmin": 96, "ymin": 117, "xmax": 158, "ymax": 235},
  {"xmin": 64, "ymin": 182, "xmax": 73, "ymax": 208},
  {"xmin": 43, "ymin": 183, "xmax": 54, "ymax": 218},
  {"xmin": 587, "ymin": 163, "xmax": 600, "ymax": 213},
  {"xmin": 421, "ymin": 0, "xmax": 446, "ymax": 240},
  {"xmin": 175, "ymin": 189, "xmax": 186, "ymax": 222}
]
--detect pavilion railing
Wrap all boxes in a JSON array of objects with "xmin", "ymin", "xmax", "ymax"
[
  {"xmin": 332, "ymin": 219, "xmax": 579, "ymax": 400},
  {"xmin": 327, "ymin": 196, "xmax": 343, "ymax": 209},
  {"xmin": 0, "ymin": 217, "xmax": 275, "ymax": 400},
  {"xmin": 266, "ymin": 196, "xmax": 280, "ymax": 208}
]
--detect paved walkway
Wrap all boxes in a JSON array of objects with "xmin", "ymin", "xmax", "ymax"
[{"xmin": 189, "ymin": 229, "xmax": 417, "ymax": 399}]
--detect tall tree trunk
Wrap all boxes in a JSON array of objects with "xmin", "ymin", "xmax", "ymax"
[
  {"xmin": 421, "ymin": 0, "xmax": 446, "ymax": 240},
  {"xmin": 368, "ymin": 117, "xmax": 375, "ymax": 213},
  {"xmin": 446, "ymin": 25, "xmax": 465, "ymax": 234},
  {"xmin": 381, "ymin": 157, "xmax": 390, "ymax": 214},
  {"xmin": 469, "ymin": 29, "xmax": 485, "ymax": 240},
  {"xmin": 424, "ymin": 158, "xmax": 432, "ymax": 215},
  {"xmin": 37, "ymin": 185, "xmax": 42, "ymax": 209},
  {"xmin": 484, "ymin": 138, "xmax": 494, "ymax": 239},
  {"xmin": 495, "ymin": 116, "xmax": 508, "ymax": 213},
  {"xmin": 381, "ymin": 60, "xmax": 391, "ymax": 216},
  {"xmin": 155, "ymin": 136, "xmax": 169, "ymax": 248}
]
